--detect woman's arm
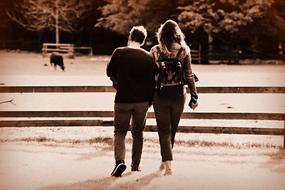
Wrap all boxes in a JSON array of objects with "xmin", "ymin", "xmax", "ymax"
[{"xmin": 183, "ymin": 53, "xmax": 198, "ymax": 98}]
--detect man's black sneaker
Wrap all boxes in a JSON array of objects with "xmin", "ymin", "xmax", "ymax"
[{"xmin": 111, "ymin": 161, "xmax": 126, "ymax": 177}]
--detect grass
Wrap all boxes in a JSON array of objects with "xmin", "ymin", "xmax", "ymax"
[{"xmin": 1, "ymin": 135, "xmax": 282, "ymax": 149}]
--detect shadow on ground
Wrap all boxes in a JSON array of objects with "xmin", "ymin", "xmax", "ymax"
[{"xmin": 38, "ymin": 171, "xmax": 161, "ymax": 190}]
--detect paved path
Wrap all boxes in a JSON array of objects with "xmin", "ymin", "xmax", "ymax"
[{"xmin": 1, "ymin": 140, "xmax": 285, "ymax": 190}]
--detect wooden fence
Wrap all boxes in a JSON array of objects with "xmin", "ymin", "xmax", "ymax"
[
  {"xmin": 42, "ymin": 43, "xmax": 74, "ymax": 58},
  {"xmin": 191, "ymin": 47, "xmax": 201, "ymax": 64},
  {"xmin": 0, "ymin": 86, "xmax": 284, "ymax": 148},
  {"xmin": 74, "ymin": 46, "xmax": 93, "ymax": 56}
]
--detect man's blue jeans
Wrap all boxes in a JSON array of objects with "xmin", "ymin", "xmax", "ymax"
[
  {"xmin": 153, "ymin": 85, "xmax": 186, "ymax": 161},
  {"xmin": 114, "ymin": 102, "xmax": 149, "ymax": 169}
]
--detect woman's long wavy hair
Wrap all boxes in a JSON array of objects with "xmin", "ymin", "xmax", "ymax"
[{"xmin": 157, "ymin": 19, "xmax": 190, "ymax": 55}]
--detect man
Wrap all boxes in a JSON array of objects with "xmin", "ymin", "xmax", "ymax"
[{"xmin": 107, "ymin": 26, "xmax": 156, "ymax": 177}]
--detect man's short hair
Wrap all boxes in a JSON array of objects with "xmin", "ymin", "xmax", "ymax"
[{"xmin": 129, "ymin": 26, "xmax": 147, "ymax": 45}]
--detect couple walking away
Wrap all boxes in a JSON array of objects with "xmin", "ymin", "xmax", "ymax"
[{"xmin": 106, "ymin": 20, "xmax": 198, "ymax": 177}]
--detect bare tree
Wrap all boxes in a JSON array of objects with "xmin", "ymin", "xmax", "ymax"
[{"xmin": 6, "ymin": 0, "xmax": 93, "ymax": 44}]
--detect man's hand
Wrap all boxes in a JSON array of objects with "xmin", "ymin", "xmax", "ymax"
[{"xmin": 110, "ymin": 77, "xmax": 117, "ymax": 89}]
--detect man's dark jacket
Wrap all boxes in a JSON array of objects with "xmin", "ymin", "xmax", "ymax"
[{"xmin": 107, "ymin": 47, "xmax": 156, "ymax": 103}]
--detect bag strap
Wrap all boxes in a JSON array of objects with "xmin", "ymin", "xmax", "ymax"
[{"xmin": 175, "ymin": 47, "xmax": 183, "ymax": 59}]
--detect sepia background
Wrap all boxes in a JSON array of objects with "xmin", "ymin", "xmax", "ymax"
[{"xmin": 0, "ymin": 0, "xmax": 285, "ymax": 190}]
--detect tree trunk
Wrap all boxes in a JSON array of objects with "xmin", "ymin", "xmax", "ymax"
[
  {"xmin": 208, "ymin": 32, "xmax": 213, "ymax": 55},
  {"xmin": 55, "ymin": 0, "xmax": 59, "ymax": 44},
  {"xmin": 206, "ymin": 32, "xmax": 213, "ymax": 64}
]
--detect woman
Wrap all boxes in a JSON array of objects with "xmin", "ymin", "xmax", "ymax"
[{"xmin": 150, "ymin": 20, "xmax": 198, "ymax": 175}]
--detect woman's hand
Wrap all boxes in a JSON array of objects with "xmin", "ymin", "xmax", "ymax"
[{"xmin": 189, "ymin": 94, "xmax": 198, "ymax": 110}]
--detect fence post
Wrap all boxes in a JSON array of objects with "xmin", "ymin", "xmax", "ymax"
[{"xmin": 283, "ymin": 121, "xmax": 285, "ymax": 149}]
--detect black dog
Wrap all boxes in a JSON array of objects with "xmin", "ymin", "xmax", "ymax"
[{"xmin": 50, "ymin": 53, "xmax": 65, "ymax": 71}]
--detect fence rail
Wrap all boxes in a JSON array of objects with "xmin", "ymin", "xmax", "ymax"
[
  {"xmin": 0, "ymin": 111, "xmax": 284, "ymax": 120},
  {"xmin": 42, "ymin": 43, "xmax": 74, "ymax": 58},
  {"xmin": 0, "ymin": 120, "xmax": 283, "ymax": 136},
  {"xmin": 0, "ymin": 111, "xmax": 284, "ymax": 136},
  {"xmin": 191, "ymin": 49, "xmax": 201, "ymax": 64},
  {"xmin": 0, "ymin": 85, "xmax": 284, "ymax": 148},
  {"xmin": 1, "ymin": 86, "xmax": 285, "ymax": 93},
  {"xmin": 74, "ymin": 46, "xmax": 93, "ymax": 56}
]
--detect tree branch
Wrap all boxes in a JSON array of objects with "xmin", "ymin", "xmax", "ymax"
[{"xmin": 0, "ymin": 99, "xmax": 15, "ymax": 105}]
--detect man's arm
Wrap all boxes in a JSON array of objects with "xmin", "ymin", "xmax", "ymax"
[
  {"xmin": 106, "ymin": 49, "xmax": 119, "ymax": 77},
  {"xmin": 107, "ymin": 49, "xmax": 120, "ymax": 89}
]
